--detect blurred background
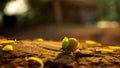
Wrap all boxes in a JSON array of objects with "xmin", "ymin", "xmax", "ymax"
[{"xmin": 0, "ymin": 0, "xmax": 120, "ymax": 45}]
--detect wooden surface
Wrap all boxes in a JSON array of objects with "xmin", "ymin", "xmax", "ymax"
[{"xmin": 1, "ymin": 39, "xmax": 120, "ymax": 68}]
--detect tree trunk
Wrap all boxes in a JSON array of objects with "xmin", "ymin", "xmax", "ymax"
[{"xmin": 53, "ymin": 0, "xmax": 63, "ymax": 24}]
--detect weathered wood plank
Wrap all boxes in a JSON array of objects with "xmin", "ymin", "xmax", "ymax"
[{"xmin": 1, "ymin": 39, "xmax": 120, "ymax": 68}]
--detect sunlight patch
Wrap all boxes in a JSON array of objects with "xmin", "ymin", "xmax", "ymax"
[{"xmin": 4, "ymin": 0, "xmax": 30, "ymax": 15}]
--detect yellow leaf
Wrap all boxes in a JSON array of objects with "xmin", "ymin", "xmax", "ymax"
[
  {"xmin": 26, "ymin": 57, "xmax": 44, "ymax": 68},
  {"xmin": 36, "ymin": 38, "xmax": 44, "ymax": 42},
  {"xmin": 108, "ymin": 46, "xmax": 120, "ymax": 50},
  {"xmin": 62, "ymin": 37, "xmax": 69, "ymax": 50},
  {"xmin": 2, "ymin": 45, "xmax": 13, "ymax": 51},
  {"xmin": 85, "ymin": 40, "xmax": 102, "ymax": 46},
  {"xmin": 100, "ymin": 48, "xmax": 114, "ymax": 53},
  {"xmin": 64, "ymin": 38, "xmax": 80, "ymax": 54},
  {"xmin": 0, "ymin": 40, "xmax": 15, "ymax": 44}
]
